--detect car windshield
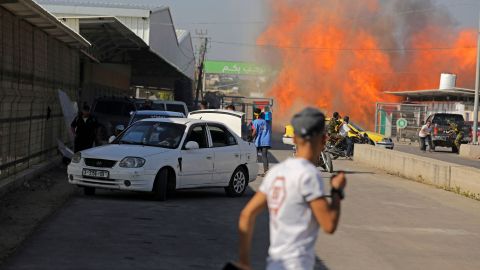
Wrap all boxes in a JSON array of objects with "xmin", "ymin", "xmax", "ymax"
[
  {"xmin": 349, "ymin": 122, "xmax": 365, "ymax": 132},
  {"xmin": 116, "ymin": 121, "xmax": 185, "ymax": 149},
  {"xmin": 432, "ymin": 114, "xmax": 464, "ymax": 125},
  {"xmin": 165, "ymin": 104, "xmax": 186, "ymax": 114}
]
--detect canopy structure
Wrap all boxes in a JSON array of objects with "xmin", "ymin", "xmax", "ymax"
[
  {"xmin": 385, "ymin": 88, "xmax": 475, "ymax": 99},
  {"xmin": 0, "ymin": 0, "xmax": 89, "ymax": 48}
]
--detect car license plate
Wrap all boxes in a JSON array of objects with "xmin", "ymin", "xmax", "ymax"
[{"xmin": 82, "ymin": 169, "xmax": 109, "ymax": 179}]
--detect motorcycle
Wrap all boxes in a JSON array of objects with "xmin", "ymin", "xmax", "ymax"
[
  {"xmin": 292, "ymin": 145, "xmax": 334, "ymax": 173},
  {"xmin": 326, "ymin": 133, "xmax": 370, "ymax": 160}
]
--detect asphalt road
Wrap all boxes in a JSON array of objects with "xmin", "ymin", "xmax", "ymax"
[
  {"xmin": 394, "ymin": 144, "xmax": 480, "ymax": 169},
  {"xmin": 3, "ymin": 148, "xmax": 480, "ymax": 269}
]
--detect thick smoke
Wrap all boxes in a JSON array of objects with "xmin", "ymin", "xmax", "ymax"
[{"xmin": 258, "ymin": 0, "xmax": 476, "ymax": 127}]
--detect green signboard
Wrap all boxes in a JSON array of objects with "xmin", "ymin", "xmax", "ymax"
[{"xmin": 204, "ymin": 60, "xmax": 270, "ymax": 76}]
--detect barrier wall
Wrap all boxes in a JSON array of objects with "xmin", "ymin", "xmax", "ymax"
[
  {"xmin": 354, "ymin": 144, "xmax": 480, "ymax": 197},
  {"xmin": 0, "ymin": 7, "xmax": 79, "ymax": 180},
  {"xmin": 459, "ymin": 144, "xmax": 480, "ymax": 160}
]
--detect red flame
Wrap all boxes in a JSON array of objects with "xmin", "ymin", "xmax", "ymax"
[{"xmin": 259, "ymin": 0, "xmax": 477, "ymax": 128}]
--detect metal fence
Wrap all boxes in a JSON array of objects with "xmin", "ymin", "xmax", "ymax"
[
  {"xmin": 375, "ymin": 102, "xmax": 429, "ymax": 142},
  {"xmin": 0, "ymin": 7, "xmax": 79, "ymax": 180}
]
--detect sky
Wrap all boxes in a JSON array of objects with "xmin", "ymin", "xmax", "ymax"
[
  {"xmin": 39, "ymin": 0, "xmax": 480, "ymax": 62},
  {"xmin": 39, "ymin": 0, "xmax": 269, "ymax": 62}
]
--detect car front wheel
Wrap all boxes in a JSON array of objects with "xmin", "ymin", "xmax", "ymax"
[
  {"xmin": 225, "ymin": 167, "xmax": 248, "ymax": 197},
  {"xmin": 152, "ymin": 169, "xmax": 168, "ymax": 201}
]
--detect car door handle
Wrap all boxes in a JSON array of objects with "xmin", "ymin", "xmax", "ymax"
[
  {"xmin": 206, "ymin": 156, "xmax": 212, "ymax": 160},
  {"xmin": 234, "ymin": 154, "xmax": 240, "ymax": 158}
]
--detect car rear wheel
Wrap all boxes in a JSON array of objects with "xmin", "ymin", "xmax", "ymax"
[
  {"xmin": 225, "ymin": 167, "xmax": 248, "ymax": 197},
  {"xmin": 84, "ymin": 186, "xmax": 95, "ymax": 196},
  {"xmin": 152, "ymin": 169, "xmax": 168, "ymax": 201}
]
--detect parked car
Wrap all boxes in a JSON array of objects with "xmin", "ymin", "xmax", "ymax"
[
  {"xmin": 426, "ymin": 113, "xmax": 471, "ymax": 152},
  {"xmin": 92, "ymin": 97, "xmax": 138, "ymax": 144},
  {"xmin": 134, "ymin": 99, "xmax": 188, "ymax": 116},
  {"xmin": 128, "ymin": 110, "xmax": 185, "ymax": 126},
  {"xmin": 67, "ymin": 117, "xmax": 258, "ymax": 200}
]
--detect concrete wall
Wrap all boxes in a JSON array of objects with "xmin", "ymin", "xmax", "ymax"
[
  {"xmin": 459, "ymin": 144, "xmax": 480, "ymax": 160},
  {"xmin": 354, "ymin": 144, "xmax": 480, "ymax": 197}
]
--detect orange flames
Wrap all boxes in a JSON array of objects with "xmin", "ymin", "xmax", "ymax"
[{"xmin": 258, "ymin": 0, "xmax": 477, "ymax": 128}]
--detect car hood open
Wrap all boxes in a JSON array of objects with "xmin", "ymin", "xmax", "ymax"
[{"xmin": 81, "ymin": 144, "xmax": 173, "ymax": 160}]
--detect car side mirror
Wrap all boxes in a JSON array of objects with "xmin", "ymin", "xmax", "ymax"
[
  {"xmin": 108, "ymin": 135, "xmax": 116, "ymax": 144},
  {"xmin": 185, "ymin": 141, "xmax": 200, "ymax": 150}
]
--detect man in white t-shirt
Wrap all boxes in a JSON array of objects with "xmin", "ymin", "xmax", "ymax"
[
  {"xmin": 339, "ymin": 116, "xmax": 354, "ymax": 158},
  {"xmin": 235, "ymin": 108, "xmax": 346, "ymax": 270},
  {"xmin": 419, "ymin": 121, "xmax": 433, "ymax": 152}
]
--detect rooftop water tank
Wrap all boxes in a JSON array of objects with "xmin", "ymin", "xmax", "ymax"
[{"xmin": 439, "ymin": 73, "xmax": 456, "ymax": 90}]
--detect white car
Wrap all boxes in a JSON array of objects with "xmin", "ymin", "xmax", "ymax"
[{"xmin": 67, "ymin": 118, "xmax": 258, "ymax": 200}]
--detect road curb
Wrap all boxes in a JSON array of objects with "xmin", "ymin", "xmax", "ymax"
[
  {"xmin": 354, "ymin": 144, "xmax": 480, "ymax": 199},
  {"xmin": 0, "ymin": 156, "xmax": 62, "ymax": 198}
]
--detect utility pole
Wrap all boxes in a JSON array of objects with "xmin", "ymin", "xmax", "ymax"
[
  {"xmin": 194, "ymin": 30, "xmax": 209, "ymax": 108},
  {"xmin": 473, "ymin": 13, "xmax": 480, "ymax": 144},
  {"xmin": 194, "ymin": 36, "xmax": 208, "ymax": 108}
]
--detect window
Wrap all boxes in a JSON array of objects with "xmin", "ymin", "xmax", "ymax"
[
  {"xmin": 432, "ymin": 114, "xmax": 464, "ymax": 125},
  {"xmin": 209, "ymin": 125, "xmax": 237, "ymax": 147},
  {"xmin": 166, "ymin": 104, "xmax": 187, "ymax": 114},
  {"xmin": 151, "ymin": 103, "xmax": 166, "ymax": 110},
  {"xmin": 117, "ymin": 122, "xmax": 185, "ymax": 149},
  {"xmin": 184, "ymin": 125, "xmax": 209, "ymax": 149}
]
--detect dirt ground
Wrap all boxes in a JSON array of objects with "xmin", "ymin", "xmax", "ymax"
[{"xmin": 0, "ymin": 164, "xmax": 76, "ymax": 266}]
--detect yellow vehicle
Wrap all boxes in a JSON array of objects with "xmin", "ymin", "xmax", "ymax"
[{"xmin": 283, "ymin": 119, "xmax": 394, "ymax": 149}]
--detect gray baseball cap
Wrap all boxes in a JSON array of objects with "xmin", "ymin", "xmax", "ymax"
[{"xmin": 291, "ymin": 107, "xmax": 326, "ymax": 138}]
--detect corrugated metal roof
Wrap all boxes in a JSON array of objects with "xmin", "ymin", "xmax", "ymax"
[
  {"xmin": 0, "ymin": 0, "xmax": 90, "ymax": 48},
  {"xmin": 385, "ymin": 88, "xmax": 475, "ymax": 97},
  {"xmin": 36, "ymin": 0, "xmax": 160, "ymax": 10},
  {"xmin": 175, "ymin": 29, "xmax": 188, "ymax": 43}
]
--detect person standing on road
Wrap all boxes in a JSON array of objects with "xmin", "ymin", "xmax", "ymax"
[
  {"xmin": 447, "ymin": 121, "xmax": 464, "ymax": 153},
  {"xmin": 419, "ymin": 121, "xmax": 433, "ymax": 152},
  {"xmin": 252, "ymin": 108, "xmax": 271, "ymax": 175},
  {"xmin": 235, "ymin": 108, "xmax": 346, "ymax": 270},
  {"xmin": 328, "ymin": 112, "xmax": 342, "ymax": 143},
  {"xmin": 339, "ymin": 116, "xmax": 354, "ymax": 159},
  {"xmin": 70, "ymin": 104, "xmax": 98, "ymax": 152}
]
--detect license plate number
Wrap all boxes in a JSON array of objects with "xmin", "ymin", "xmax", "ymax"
[{"xmin": 82, "ymin": 169, "xmax": 109, "ymax": 179}]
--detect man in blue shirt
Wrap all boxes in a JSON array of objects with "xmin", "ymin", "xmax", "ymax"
[{"xmin": 252, "ymin": 108, "xmax": 272, "ymax": 175}]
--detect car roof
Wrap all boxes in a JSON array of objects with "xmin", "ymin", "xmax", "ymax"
[
  {"xmin": 139, "ymin": 117, "xmax": 206, "ymax": 125},
  {"xmin": 134, "ymin": 110, "xmax": 184, "ymax": 116}
]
